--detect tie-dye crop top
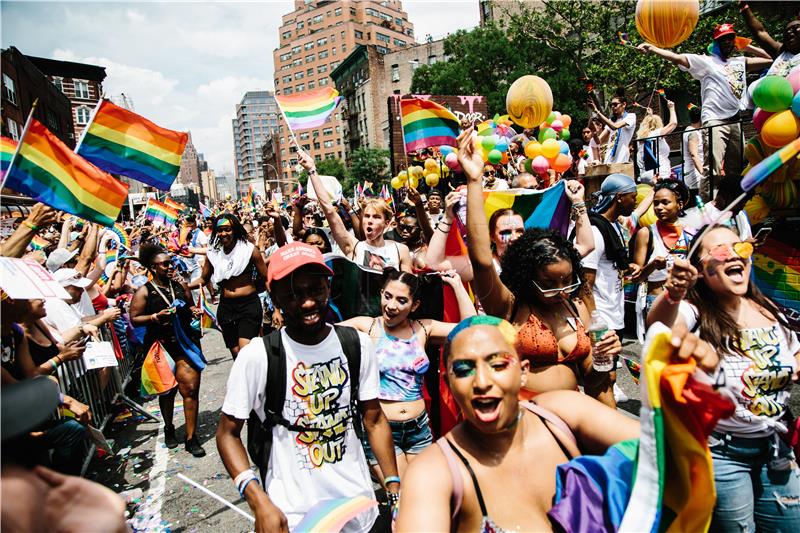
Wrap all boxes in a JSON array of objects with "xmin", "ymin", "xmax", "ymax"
[{"xmin": 371, "ymin": 318, "xmax": 429, "ymax": 401}]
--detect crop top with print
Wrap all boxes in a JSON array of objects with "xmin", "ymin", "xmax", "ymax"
[{"xmin": 370, "ymin": 318, "xmax": 429, "ymax": 401}]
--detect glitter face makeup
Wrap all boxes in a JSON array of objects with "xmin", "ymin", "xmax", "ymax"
[{"xmin": 449, "ymin": 352, "xmax": 518, "ymax": 379}]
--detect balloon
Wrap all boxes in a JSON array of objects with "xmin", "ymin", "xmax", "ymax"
[
  {"xmin": 744, "ymin": 194, "xmax": 770, "ymax": 226},
  {"xmin": 411, "ymin": 165, "xmax": 424, "ymax": 178},
  {"xmin": 501, "ymin": 151, "xmax": 509, "ymax": 165},
  {"xmin": 442, "ymin": 164, "xmax": 451, "ymax": 176},
  {"xmin": 439, "ymin": 145, "xmax": 454, "ymax": 156},
  {"xmin": 487, "ymin": 149, "xmax": 503, "ymax": 165},
  {"xmin": 445, "ymin": 152, "xmax": 459, "ymax": 169},
  {"xmin": 635, "ymin": 0, "xmax": 699, "ymax": 48},
  {"xmin": 636, "ymin": 184, "xmax": 657, "ymax": 226},
  {"xmin": 495, "ymin": 138, "xmax": 509, "ymax": 152},
  {"xmin": 547, "ymin": 111, "xmax": 559, "ymax": 124},
  {"xmin": 409, "ymin": 175, "xmax": 419, "ymax": 189},
  {"xmin": 558, "ymin": 140, "xmax": 570, "ymax": 155},
  {"xmin": 787, "ymin": 70, "xmax": 800, "ymax": 94},
  {"xmin": 753, "ymin": 76, "xmax": 795, "ymax": 112},
  {"xmin": 752, "ymin": 108, "xmax": 774, "ymax": 132},
  {"xmin": 793, "ymin": 91, "xmax": 800, "ymax": 118},
  {"xmin": 481, "ymin": 135, "xmax": 496, "ymax": 151},
  {"xmin": 391, "ymin": 177, "xmax": 403, "ymax": 190},
  {"xmin": 506, "ymin": 75, "xmax": 554, "ymax": 128},
  {"xmin": 559, "ymin": 128, "xmax": 571, "ymax": 141},
  {"xmin": 398, "ymin": 170, "xmax": 408, "ymax": 182},
  {"xmin": 524, "ymin": 141, "xmax": 543, "ymax": 159},
  {"xmin": 425, "ymin": 158, "xmax": 439, "ymax": 171},
  {"xmin": 551, "ymin": 153, "xmax": 572, "ymax": 173},
  {"xmin": 560, "ymin": 114, "xmax": 572, "ymax": 128},
  {"xmin": 541, "ymin": 138, "xmax": 560, "ymax": 159},
  {"xmin": 761, "ymin": 109, "xmax": 800, "ymax": 147},
  {"xmin": 550, "ymin": 119, "xmax": 564, "ymax": 133},
  {"xmin": 524, "ymin": 158, "xmax": 534, "ymax": 173},
  {"xmin": 532, "ymin": 155, "xmax": 550, "ymax": 175},
  {"xmin": 426, "ymin": 173, "xmax": 440, "ymax": 187},
  {"xmin": 538, "ymin": 128, "xmax": 557, "ymax": 143}
]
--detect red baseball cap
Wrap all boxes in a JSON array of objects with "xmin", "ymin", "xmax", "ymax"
[
  {"xmin": 714, "ymin": 23, "xmax": 736, "ymax": 40},
  {"xmin": 267, "ymin": 242, "xmax": 333, "ymax": 288}
]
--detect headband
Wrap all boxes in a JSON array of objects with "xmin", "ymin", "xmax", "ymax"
[
  {"xmin": 216, "ymin": 219, "xmax": 232, "ymax": 228},
  {"xmin": 446, "ymin": 315, "xmax": 517, "ymax": 346}
]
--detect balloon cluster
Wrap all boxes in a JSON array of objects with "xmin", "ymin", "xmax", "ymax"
[
  {"xmin": 519, "ymin": 110, "xmax": 574, "ymax": 176},
  {"xmin": 473, "ymin": 114, "xmax": 517, "ymax": 166},
  {"xmin": 391, "ymin": 153, "xmax": 451, "ymax": 190}
]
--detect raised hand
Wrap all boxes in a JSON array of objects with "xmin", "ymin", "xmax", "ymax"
[{"xmin": 456, "ymin": 127, "xmax": 484, "ymax": 183}]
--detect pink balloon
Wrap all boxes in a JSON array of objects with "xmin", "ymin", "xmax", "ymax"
[
  {"xmin": 532, "ymin": 155, "xmax": 550, "ymax": 175},
  {"xmin": 788, "ymin": 69, "xmax": 800, "ymax": 95},
  {"xmin": 445, "ymin": 152, "xmax": 459, "ymax": 169},
  {"xmin": 550, "ymin": 119, "xmax": 564, "ymax": 133},
  {"xmin": 753, "ymin": 108, "xmax": 774, "ymax": 133}
]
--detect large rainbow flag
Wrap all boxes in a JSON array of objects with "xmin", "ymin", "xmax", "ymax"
[
  {"xmin": 400, "ymin": 98, "xmax": 460, "ymax": 153},
  {"xmin": 1, "ymin": 136, "xmax": 18, "ymax": 181},
  {"xmin": 144, "ymin": 199, "xmax": 179, "ymax": 227},
  {"xmin": 548, "ymin": 324, "xmax": 735, "ymax": 533},
  {"xmin": 274, "ymin": 87, "xmax": 341, "ymax": 131},
  {"xmin": 76, "ymin": 99, "xmax": 188, "ymax": 191},
  {"xmin": 4, "ymin": 119, "xmax": 129, "ymax": 226},
  {"xmin": 483, "ymin": 180, "xmax": 572, "ymax": 235}
]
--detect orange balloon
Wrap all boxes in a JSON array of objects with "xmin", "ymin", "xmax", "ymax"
[
  {"xmin": 524, "ymin": 141, "xmax": 543, "ymax": 159},
  {"xmin": 635, "ymin": 0, "xmax": 699, "ymax": 49},
  {"xmin": 560, "ymin": 115, "xmax": 572, "ymax": 128},
  {"xmin": 501, "ymin": 152, "xmax": 509, "ymax": 165},
  {"xmin": 551, "ymin": 153, "xmax": 572, "ymax": 173}
]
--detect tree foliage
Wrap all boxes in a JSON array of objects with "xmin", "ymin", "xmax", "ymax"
[{"xmin": 347, "ymin": 147, "xmax": 390, "ymax": 193}]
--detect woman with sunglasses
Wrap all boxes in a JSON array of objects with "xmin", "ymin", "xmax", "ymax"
[
  {"xmin": 646, "ymin": 225, "xmax": 800, "ymax": 532},
  {"xmin": 457, "ymin": 128, "xmax": 619, "ymax": 407},
  {"xmin": 339, "ymin": 267, "xmax": 475, "ymax": 480}
]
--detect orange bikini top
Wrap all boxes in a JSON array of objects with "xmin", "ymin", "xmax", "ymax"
[{"xmin": 514, "ymin": 304, "xmax": 591, "ymax": 366}]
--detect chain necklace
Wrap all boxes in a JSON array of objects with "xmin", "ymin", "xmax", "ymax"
[{"xmin": 150, "ymin": 277, "xmax": 176, "ymax": 307}]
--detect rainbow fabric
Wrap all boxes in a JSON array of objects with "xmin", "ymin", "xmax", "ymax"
[
  {"xmin": 482, "ymin": 180, "xmax": 572, "ymax": 235},
  {"xmin": 140, "ymin": 341, "xmax": 178, "ymax": 396},
  {"xmin": 400, "ymin": 98, "xmax": 460, "ymax": 153},
  {"xmin": 275, "ymin": 87, "xmax": 342, "ymax": 131},
  {"xmin": 753, "ymin": 233, "xmax": 800, "ymax": 314},
  {"xmin": 28, "ymin": 234, "xmax": 50, "ymax": 251},
  {"xmin": 111, "ymin": 222, "xmax": 132, "ymax": 249},
  {"xmin": 4, "ymin": 119, "xmax": 128, "ymax": 226},
  {"xmin": 163, "ymin": 197, "xmax": 186, "ymax": 212},
  {"xmin": 198, "ymin": 201, "xmax": 212, "ymax": 218},
  {"xmin": 548, "ymin": 324, "xmax": 735, "ymax": 533},
  {"xmin": 622, "ymin": 356, "xmax": 642, "ymax": 385},
  {"xmin": 618, "ymin": 31, "xmax": 631, "ymax": 45},
  {"xmin": 145, "ymin": 199, "xmax": 179, "ymax": 227},
  {"xmin": 196, "ymin": 290, "xmax": 221, "ymax": 331},
  {"xmin": 294, "ymin": 496, "xmax": 377, "ymax": 533},
  {"xmin": 741, "ymin": 137, "xmax": 800, "ymax": 191},
  {"xmin": 76, "ymin": 100, "xmax": 188, "ymax": 191},
  {"xmin": 296, "ymin": 182, "xmax": 304, "ymax": 196},
  {"xmin": 1, "ymin": 136, "xmax": 18, "ymax": 181}
]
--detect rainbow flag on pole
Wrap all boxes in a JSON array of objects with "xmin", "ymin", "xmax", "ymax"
[
  {"xmin": 196, "ymin": 290, "xmax": 221, "ymax": 331},
  {"xmin": 76, "ymin": 99, "xmax": 188, "ymax": 191},
  {"xmin": 400, "ymin": 98, "xmax": 460, "ymax": 153},
  {"xmin": 275, "ymin": 87, "xmax": 342, "ymax": 131},
  {"xmin": 145, "ymin": 199, "xmax": 179, "ymax": 227},
  {"xmin": 4, "ymin": 119, "xmax": 129, "ymax": 226},
  {"xmin": 1, "ymin": 136, "xmax": 18, "ymax": 181}
]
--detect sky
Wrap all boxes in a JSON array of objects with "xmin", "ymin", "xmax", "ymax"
[{"xmin": 1, "ymin": 0, "xmax": 479, "ymax": 175}]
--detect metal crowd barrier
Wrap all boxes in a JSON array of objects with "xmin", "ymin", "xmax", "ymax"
[{"xmin": 54, "ymin": 317, "xmax": 157, "ymax": 475}]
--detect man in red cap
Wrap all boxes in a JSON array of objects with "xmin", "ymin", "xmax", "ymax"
[
  {"xmin": 217, "ymin": 242, "xmax": 399, "ymax": 533},
  {"xmin": 637, "ymin": 24, "xmax": 771, "ymax": 199}
]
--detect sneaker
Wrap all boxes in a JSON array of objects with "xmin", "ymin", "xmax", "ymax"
[
  {"xmin": 613, "ymin": 383, "xmax": 629, "ymax": 404},
  {"xmin": 163, "ymin": 424, "xmax": 179, "ymax": 449},
  {"xmin": 185, "ymin": 437, "xmax": 206, "ymax": 457}
]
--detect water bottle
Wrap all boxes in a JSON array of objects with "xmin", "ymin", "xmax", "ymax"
[{"xmin": 588, "ymin": 311, "xmax": 612, "ymax": 372}]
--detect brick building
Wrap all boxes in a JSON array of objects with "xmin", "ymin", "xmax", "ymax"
[
  {"xmin": 1, "ymin": 47, "xmax": 75, "ymax": 147},
  {"xmin": 273, "ymin": 0, "xmax": 414, "ymax": 180}
]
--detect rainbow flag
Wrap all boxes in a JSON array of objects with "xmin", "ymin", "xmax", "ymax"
[
  {"xmin": 400, "ymin": 98, "xmax": 460, "ymax": 153},
  {"xmin": 145, "ymin": 199, "xmax": 179, "ymax": 227},
  {"xmin": 28, "ymin": 234, "xmax": 50, "ymax": 251},
  {"xmin": 622, "ymin": 356, "xmax": 642, "ymax": 385},
  {"xmin": 1, "ymin": 136, "xmax": 18, "ymax": 181},
  {"xmin": 275, "ymin": 87, "xmax": 342, "ymax": 131},
  {"xmin": 482, "ymin": 180, "xmax": 572, "ymax": 235},
  {"xmin": 296, "ymin": 182, "xmax": 304, "ymax": 197},
  {"xmin": 356, "ymin": 182, "xmax": 364, "ymax": 198},
  {"xmin": 618, "ymin": 31, "xmax": 631, "ymax": 45},
  {"xmin": 198, "ymin": 201, "xmax": 212, "ymax": 218},
  {"xmin": 4, "ymin": 119, "xmax": 128, "ymax": 226},
  {"xmin": 656, "ymin": 88, "xmax": 666, "ymax": 98},
  {"xmin": 111, "ymin": 222, "xmax": 131, "ymax": 249},
  {"xmin": 163, "ymin": 197, "xmax": 186, "ymax": 212},
  {"xmin": 294, "ymin": 496, "xmax": 377, "ymax": 533},
  {"xmin": 76, "ymin": 99, "xmax": 188, "ymax": 191},
  {"xmin": 141, "ymin": 341, "xmax": 178, "ymax": 396},
  {"xmin": 196, "ymin": 290, "xmax": 221, "ymax": 331}
]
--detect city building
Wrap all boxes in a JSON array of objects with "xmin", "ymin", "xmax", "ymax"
[
  {"xmin": 198, "ymin": 153, "xmax": 218, "ymax": 202},
  {"xmin": 1, "ymin": 47, "xmax": 76, "ymax": 148},
  {"xmin": 231, "ymin": 90, "xmax": 281, "ymax": 197},
  {"xmin": 26, "ymin": 53, "xmax": 106, "ymax": 141},
  {"xmin": 177, "ymin": 132, "xmax": 202, "ymax": 195},
  {"xmin": 260, "ymin": 130, "xmax": 287, "ymax": 194},
  {"xmin": 478, "ymin": 0, "xmax": 537, "ymax": 26},
  {"xmin": 215, "ymin": 172, "xmax": 236, "ymax": 201},
  {"xmin": 273, "ymin": 0, "xmax": 415, "ymax": 180}
]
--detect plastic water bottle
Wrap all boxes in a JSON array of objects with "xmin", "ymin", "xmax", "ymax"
[{"xmin": 588, "ymin": 311, "xmax": 612, "ymax": 372}]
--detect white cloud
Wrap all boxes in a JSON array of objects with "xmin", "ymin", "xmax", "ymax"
[{"xmin": 125, "ymin": 9, "xmax": 145, "ymax": 24}]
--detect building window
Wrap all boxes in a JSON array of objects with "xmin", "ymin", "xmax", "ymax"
[
  {"xmin": 313, "ymin": 142, "xmax": 321, "ymax": 150},
  {"xmin": 354, "ymin": 29, "xmax": 362, "ymax": 39},
  {"xmin": 318, "ymin": 50, "xmax": 328, "ymax": 59},
  {"xmin": 316, "ymin": 37, "xmax": 327, "ymax": 46},
  {"xmin": 395, "ymin": 17, "xmax": 403, "ymax": 25},
  {"xmin": 74, "ymin": 80, "xmax": 90, "ymax": 99},
  {"xmin": 341, "ymin": 45, "xmax": 346, "ymax": 53},
  {"xmin": 324, "ymin": 140, "xmax": 334, "ymax": 148},
  {"xmin": 280, "ymin": 52, "xmax": 292, "ymax": 61},
  {"xmin": 376, "ymin": 32, "xmax": 390, "ymax": 43},
  {"xmin": 294, "ymin": 72, "xmax": 304, "ymax": 80},
  {"xmin": 330, "ymin": 61, "xmax": 340, "ymax": 69},
  {"xmin": 308, "ymin": 80, "xmax": 315, "ymax": 89},
  {"xmin": 319, "ymin": 78, "xmax": 329, "ymax": 86},
  {"xmin": 6, "ymin": 118, "xmax": 19, "ymax": 140},
  {"xmin": 335, "ymin": 7, "xmax": 341, "ymax": 15},
  {"xmin": 406, "ymin": 28, "xmax": 414, "ymax": 37},
  {"xmin": 317, "ymin": 65, "xmax": 328, "ymax": 73},
  {"xmin": 394, "ymin": 39, "xmax": 406, "ymax": 47},
  {"xmin": 296, "ymin": 21, "xmax": 304, "ymax": 29},
  {"xmin": 332, "ymin": 47, "xmax": 336, "ymax": 55},
  {"xmin": 293, "ymin": 59, "xmax": 303, "ymax": 66},
  {"xmin": 391, "ymin": 64, "xmax": 400, "ymax": 82},
  {"xmin": 300, "ymin": 132, "xmax": 310, "ymax": 140},
  {"xmin": 296, "ymin": 83, "xmax": 304, "ymax": 91},
  {"xmin": 2, "ymin": 74, "xmax": 17, "ymax": 105},
  {"xmin": 282, "ymin": 31, "xmax": 291, "ymax": 39},
  {"xmin": 283, "ymin": 75, "xmax": 292, "ymax": 82},
  {"xmin": 376, "ymin": 46, "xmax": 389, "ymax": 54},
  {"xmin": 323, "ymin": 127, "xmax": 333, "ymax": 135},
  {"xmin": 304, "ymin": 42, "xmax": 314, "ymax": 50},
  {"xmin": 76, "ymin": 106, "xmax": 91, "ymax": 125},
  {"xmin": 284, "ymin": 87, "xmax": 293, "ymax": 94},
  {"xmin": 292, "ymin": 45, "xmax": 301, "ymax": 54},
  {"xmin": 53, "ymin": 77, "xmax": 63, "ymax": 92},
  {"xmin": 305, "ymin": 54, "xmax": 316, "ymax": 63}
]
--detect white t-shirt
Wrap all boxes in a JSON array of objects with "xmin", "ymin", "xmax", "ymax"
[
  {"xmin": 745, "ymin": 52, "xmax": 800, "ymax": 108},
  {"xmin": 679, "ymin": 54, "xmax": 747, "ymax": 122},
  {"xmin": 679, "ymin": 302, "xmax": 799, "ymax": 437},
  {"xmin": 636, "ymin": 127, "xmax": 672, "ymax": 181},
  {"xmin": 581, "ymin": 225, "xmax": 625, "ymax": 330},
  {"xmin": 681, "ymin": 127, "xmax": 704, "ymax": 190},
  {"xmin": 352, "ymin": 240, "xmax": 401, "ymax": 271},
  {"xmin": 43, "ymin": 291, "xmax": 95, "ymax": 334},
  {"xmin": 603, "ymin": 112, "xmax": 636, "ymax": 164},
  {"xmin": 221, "ymin": 328, "xmax": 379, "ymax": 532}
]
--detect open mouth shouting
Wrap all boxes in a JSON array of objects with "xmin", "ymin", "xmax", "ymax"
[{"xmin": 471, "ymin": 396, "xmax": 502, "ymax": 423}]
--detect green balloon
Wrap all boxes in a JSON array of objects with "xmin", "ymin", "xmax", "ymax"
[
  {"xmin": 481, "ymin": 135, "xmax": 496, "ymax": 151},
  {"xmin": 538, "ymin": 127, "xmax": 557, "ymax": 143},
  {"xmin": 546, "ymin": 112, "xmax": 558, "ymax": 124},
  {"xmin": 559, "ymin": 128, "xmax": 571, "ymax": 141},
  {"xmin": 487, "ymin": 149, "xmax": 503, "ymax": 165},
  {"xmin": 753, "ymin": 76, "xmax": 795, "ymax": 112},
  {"xmin": 524, "ymin": 158, "xmax": 534, "ymax": 173}
]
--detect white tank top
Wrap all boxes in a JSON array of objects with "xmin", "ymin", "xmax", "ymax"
[
  {"xmin": 647, "ymin": 224, "xmax": 689, "ymax": 283},
  {"xmin": 351, "ymin": 240, "xmax": 401, "ymax": 271}
]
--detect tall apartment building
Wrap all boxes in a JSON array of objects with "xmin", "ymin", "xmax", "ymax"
[
  {"xmin": 273, "ymin": 0, "xmax": 414, "ymax": 179},
  {"xmin": 176, "ymin": 132, "xmax": 202, "ymax": 194},
  {"xmin": 231, "ymin": 90, "xmax": 281, "ymax": 198}
]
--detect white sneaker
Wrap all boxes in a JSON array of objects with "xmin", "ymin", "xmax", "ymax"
[{"xmin": 614, "ymin": 383, "xmax": 629, "ymax": 403}]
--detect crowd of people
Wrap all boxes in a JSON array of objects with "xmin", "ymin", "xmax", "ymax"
[{"xmin": 1, "ymin": 10, "xmax": 799, "ymax": 533}]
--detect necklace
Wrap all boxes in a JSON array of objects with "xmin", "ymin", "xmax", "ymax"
[{"xmin": 150, "ymin": 278, "xmax": 176, "ymax": 307}]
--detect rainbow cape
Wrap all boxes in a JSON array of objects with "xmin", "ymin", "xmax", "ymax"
[
  {"xmin": 400, "ymin": 98, "xmax": 459, "ymax": 153},
  {"xmin": 275, "ymin": 87, "xmax": 341, "ymax": 131},
  {"xmin": 482, "ymin": 180, "xmax": 572, "ymax": 235},
  {"xmin": 141, "ymin": 341, "xmax": 178, "ymax": 396},
  {"xmin": 294, "ymin": 496, "xmax": 377, "ymax": 533},
  {"xmin": 145, "ymin": 199, "xmax": 179, "ymax": 227},
  {"xmin": 4, "ymin": 119, "xmax": 128, "ymax": 226},
  {"xmin": 76, "ymin": 99, "xmax": 188, "ymax": 191},
  {"xmin": 1, "ymin": 136, "xmax": 18, "ymax": 181}
]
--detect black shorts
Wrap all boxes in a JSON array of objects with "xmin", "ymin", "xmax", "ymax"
[{"xmin": 217, "ymin": 292, "xmax": 263, "ymax": 348}]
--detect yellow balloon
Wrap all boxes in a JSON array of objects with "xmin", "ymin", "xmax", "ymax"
[
  {"xmin": 524, "ymin": 141, "xmax": 543, "ymax": 159},
  {"xmin": 398, "ymin": 170, "xmax": 408, "ymax": 182},
  {"xmin": 506, "ymin": 75, "xmax": 553, "ymax": 129},
  {"xmin": 424, "ymin": 158, "xmax": 438, "ymax": 170},
  {"xmin": 541, "ymin": 138, "xmax": 560, "ymax": 159},
  {"xmin": 744, "ymin": 194, "xmax": 770, "ymax": 225},
  {"xmin": 391, "ymin": 176, "xmax": 403, "ymax": 190},
  {"xmin": 411, "ymin": 166, "xmax": 424, "ymax": 178},
  {"xmin": 409, "ymin": 176, "xmax": 419, "ymax": 189},
  {"xmin": 636, "ymin": 184, "xmax": 658, "ymax": 227},
  {"xmin": 426, "ymin": 173, "xmax": 440, "ymax": 187},
  {"xmin": 441, "ymin": 164, "xmax": 450, "ymax": 176},
  {"xmin": 635, "ymin": 0, "xmax": 699, "ymax": 49},
  {"xmin": 761, "ymin": 110, "xmax": 800, "ymax": 148}
]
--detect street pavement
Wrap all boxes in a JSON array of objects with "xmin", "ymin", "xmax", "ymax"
[{"xmin": 88, "ymin": 330, "xmax": 797, "ymax": 532}]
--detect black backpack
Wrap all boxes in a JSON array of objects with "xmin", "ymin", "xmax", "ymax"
[{"xmin": 246, "ymin": 325, "xmax": 363, "ymax": 484}]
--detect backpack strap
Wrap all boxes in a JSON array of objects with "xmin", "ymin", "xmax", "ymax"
[
  {"xmin": 333, "ymin": 325, "xmax": 363, "ymax": 439},
  {"xmin": 263, "ymin": 330, "xmax": 286, "ymax": 426},
  {"xmin": 435, "ymin": 437, "xmax": 464, "ymax": 522},
  {"xmin": 522, "ymin": 401, "xmax": 580, "ymax": 459}
]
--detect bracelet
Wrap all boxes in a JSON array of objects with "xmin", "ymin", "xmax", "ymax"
[
  {"xmin": 571, "ymin": 201, "xmax": 586, "ymax": 209},
  {"xmin": 386, "ymin": 490, "xmax": 401, "ymax": 508},
  {"xmin": 309, "ymin": 169, "xmax": 318, "ymax": 175},
  {"xmin": 664, "ymin": 289, "xmax": 682, "ymax": 306},
  {"xmin": 23, "ymin": 220, "xmax": 39, "ymax": 231},
  {"xmin": 50, "ymin": 359, "xmax": 59, "ymax": 372},
  {"xmin": 233, "ymin": 469, "xmax": 256, "ymax": 490},
  {"xmin": 383, "ymin": 475, "xmax": 401, "ymax": 486},
  {"xmin": 56, "ymin": 354, "xmax": 63, "ymax": 365},
  {"xmin": 239, "ymin": 477, "xmax": 260, "ymax": 499}
]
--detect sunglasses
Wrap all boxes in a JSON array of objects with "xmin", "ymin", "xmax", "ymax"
[
  {"xmin": 700, "ymin": 241, "xmax": 754, "ymax": 263},
  {"xmin": 611, "ymin": 101, "xmax": 623, "ymax": 107},
  {"xmin": 532, "ymin": 277, "xmax": 581, "ymax": 296}
]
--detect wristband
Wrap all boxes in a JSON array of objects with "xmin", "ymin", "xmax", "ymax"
[
  {"xmin": 23, "ymin": 221, "xmax": 39, "ymax": 231},
  {"xmin": 50, "ymin": 359, "xmax": 59, "ymax": 372},
  {"xmin": 309, "ymin": 169, "xmax": 318, "ymax": 175},
  {"xmin": 571, "ymin": 201, "xmax": 586, "ymax": 208},
  {"xmin": 383, "ymin": 475, "xmax": 401, "ymax": 486},
  {"xmin": 239, "ymin": 477, "xmax": 260, "ymax": 499}
]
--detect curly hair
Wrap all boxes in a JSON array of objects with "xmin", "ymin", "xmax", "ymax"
[
  {"xmin": 209, "ymin": 213, "xmax": 249, "ymax": 249},
  {"xmin": 499, "ymin": 228, "xmax": 585, "ymax": 304},
  {"xmin": 138, "ymin": 243, "xmax": 169, "ymax": 270}
]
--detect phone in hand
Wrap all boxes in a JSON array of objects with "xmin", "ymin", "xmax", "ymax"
[{"xmin": 754, "ymin": 227, "xmax": 772, "ymax": 242}]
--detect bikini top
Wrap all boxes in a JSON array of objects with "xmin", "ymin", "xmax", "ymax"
[
  {"xmin": 369, "ymin": 317, "xmax": 430, "ymax": 402},
  {"xmin": 514, "ymin": 301, "xmax": 591, "ymax": 366},
  {"xmin": 437, "ymin": 401, "xmax": 578, "ymax": 533}
]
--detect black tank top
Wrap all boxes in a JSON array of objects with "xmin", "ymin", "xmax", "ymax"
[
  {"xmin": 28, "ymin": 323, "xmax": 60, "ymax": 367},
  {"xmin": 143, "ymin": 279, "xmax": 191, "ymax": 347}
]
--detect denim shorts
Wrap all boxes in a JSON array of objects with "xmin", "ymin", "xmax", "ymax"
[{"xmin": 362, "ymin": 410, "xmax": 433, "ymax": 464}]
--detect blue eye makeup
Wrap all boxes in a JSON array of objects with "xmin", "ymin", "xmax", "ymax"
[
  {"xmin": 449, "ymin": 353, "xmax": 517, "ymax": 379},
  {"xmin": 451, "ymin": 360, "xmax": 476, "ymax": 378}
]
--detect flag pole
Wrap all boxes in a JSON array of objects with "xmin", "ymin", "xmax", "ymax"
[
  {"xmin": 274, "ymin": 100, "xmax": 301, "ymax": 152},
  {"xmin": 1, "ymin": 98, "xmax": 39, "ymax": 190},
  {"xmin": 74, "ymin": 97, "xmax": 104, "ymax": 153}
]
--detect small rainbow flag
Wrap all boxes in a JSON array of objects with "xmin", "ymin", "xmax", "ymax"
[
  {"xmin": 400, "ymin": 98, "xmax": 460, "ymax": 153},
  {"xmin": 578, "ymin": 149, "xmax": 590, "ymax": 160},
  {"xmin": 76, "ymin": 100, "xmax": 188, "ymax": 191},
  {"xmin": 28, "ymin": 234, "xmax": 50, "ymax": 251},
  {"xmin": 1, "ymin": 136, "xmax": 18, "ymax": 181},
  {"xmin": 622, "ymin": 355, "xmax": 641, "ymax": 385},
  {"xmin": 656, "ymin": 88, "xmax": 666, "ymax": 99},
  {"xmin": 275, "ymin": 87, "xmax": 342, "ymax": 131},
  {"xmin": 296, "ymin": 182, "xmax": 304, "ymax": 197},
  {"xmin": 145, "ymin": 199, "xmax": 179, "ymax": 227},
  {"xmin": 198, "ymin": 201, "xmax": 212, "ymax": 218},
  {"xmin": 618, "ymin": 31, "xmax": 631, "ymax": 45},
  {"xmin": 111, "ymin": 222, "xmax": 131, "ymax": 249},
  {"xmin": 141, "ymin": 341, "xmax": 178, "ymax": 396},
  {"xmin": 356, "ymin": 182, "xmax": 364, "ymax": 198},
  {"xmin": 687, "ymin": 103, "xmax": 698, "ymax": 111},
  {"xmin": 4, "ymin": 119, "xmax": 129, "ymax": 226},
  {"xmin": 294, "ymin": 496, "xmax": 377, "ymax": 533},
  {"xmin": 163, "ymin": 197, "xmax": 186, "ymax": 212},
  {"xmin": 197, "ymin": 290, "xmax": 221, "ymax": 331}
]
